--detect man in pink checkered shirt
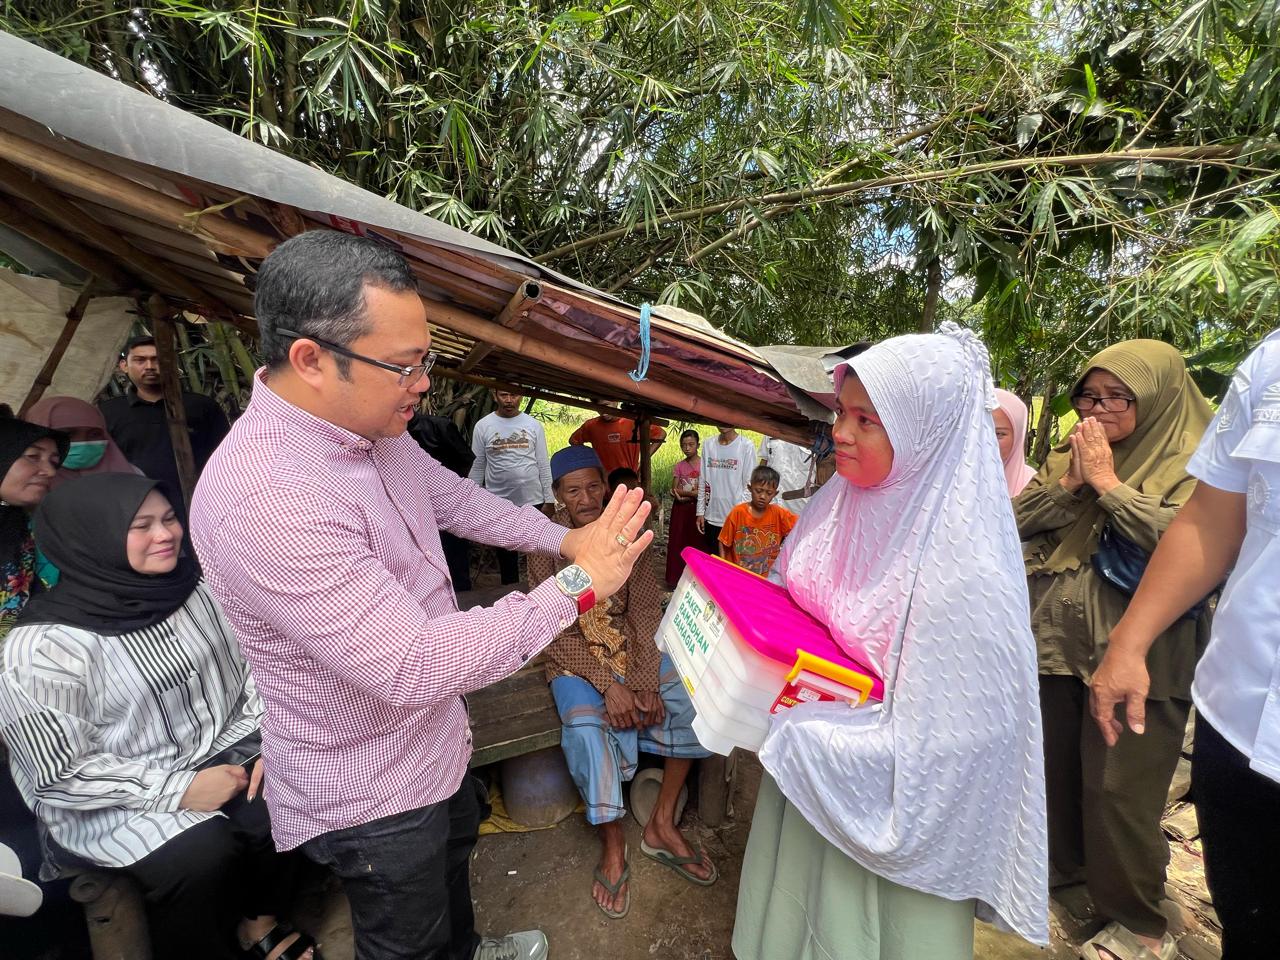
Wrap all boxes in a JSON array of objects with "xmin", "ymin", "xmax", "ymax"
[{"xmin": 191, "ymin": 232, "xmax": 653, "ymax": 960}]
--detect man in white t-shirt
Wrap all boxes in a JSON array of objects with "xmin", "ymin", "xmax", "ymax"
[
  {"xmin": 695, "ymin": 426, "xmax": 756, "ymax": 552},
  {"xmin": 469, "ymin": 388, "xmax": 554, "ymax": 584},
  {"xmin": 1091, "ymin": 329, "xmax": 1280, "ymax": 958}
]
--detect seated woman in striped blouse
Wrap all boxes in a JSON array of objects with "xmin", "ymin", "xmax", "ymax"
[{"xmin": 0, "ymin": 474, "xmax": 316, "ymax": 960}]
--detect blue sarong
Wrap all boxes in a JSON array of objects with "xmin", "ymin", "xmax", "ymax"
[{"xmin": 550, "ymin": 654, "xmax": 710, "ymax": 825}]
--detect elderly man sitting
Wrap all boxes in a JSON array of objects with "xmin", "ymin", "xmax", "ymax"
[{"xmin": 527, "ymin": 447, "xmax": 716, "ymax": 919}]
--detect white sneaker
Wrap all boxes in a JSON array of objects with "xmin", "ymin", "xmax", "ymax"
[{"xmin": 473, "ymin": 929, "xmax": 549, "ymax": 960}]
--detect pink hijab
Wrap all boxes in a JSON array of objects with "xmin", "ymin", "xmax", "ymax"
[
  {"xmin": 25, "ymin": 396, "xmax": 139, "ymax": 488},
  {"xmin": 995, "ymin": 389, "xmax": 1035, "ymax": 496}
]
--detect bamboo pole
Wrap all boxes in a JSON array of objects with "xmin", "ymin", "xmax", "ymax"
[
  {"xmin": 18, "ymin": 279, "xmax": 98, "ymax": 416},
  {"xmin": 0, "ymin": 160, "xmax": 246, "ymax": 324},
  {"xmin": 0, "ymin": 196, "xmax": 134, "ymax": 290},
  {"xmin": 421, "ymin": 296, "xmax": 809, "ymax": 445},
  {"xmin": 433, "ymin": 367, "xmax": 669, "ymax": 423},
  {"xmin": 0, "ymin": 130, "xmax": 276, "ymax": 257},
  {"xmin": 147, "ymin": 298, "xmax": 199, "ymax": 510},
  {"xmin": 457, "ymin": 281, "xmax": 542, "ymax": 373},
  {"xmin": 637, "ymin": 414, "xmax": 653, "ymax": 491}
]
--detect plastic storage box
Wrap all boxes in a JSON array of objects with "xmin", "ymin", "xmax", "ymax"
[{"xmin": 656, "ymin": 549, "xmax": 883, "ymax": 755}]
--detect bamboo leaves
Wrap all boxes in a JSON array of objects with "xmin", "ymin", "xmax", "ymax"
[{"xmin": 2, "ymin": 0, "xmax": 1278, "ymax": 404}]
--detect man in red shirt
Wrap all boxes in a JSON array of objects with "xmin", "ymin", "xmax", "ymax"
[{"xmin": 568, "ymin": 409, "xmax": 665, "ymax": 475}]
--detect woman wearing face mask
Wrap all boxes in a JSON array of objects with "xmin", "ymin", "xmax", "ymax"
[
  {"xmin": 26, "ymin": 396, "xmax": 139, "ymax": 487},
  {"xmin": 1015, "ymin": 341, "xmax": 1213, "ymax": 960},
  {"xmin": 1, "ymin": 419, "xmax": 68, "ymax": 639},
  {"xmin": 733, "ymin": 324, "xmax": 1048, "ymax": 959},
  {"xmin": 0, "ymin": 474, "xmax": 316, "ymax": 960}
]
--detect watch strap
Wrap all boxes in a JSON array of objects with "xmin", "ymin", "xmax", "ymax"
[{"xmin": 576, "ymin": 588, "xmax": 596, "ymax": 615}]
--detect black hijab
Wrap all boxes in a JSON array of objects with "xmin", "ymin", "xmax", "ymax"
[
  {"xmin": 1, "ymin": 418, "xmax": 70, "ymax": 563},
  {"xmin": 17, "ymin": 473, "xmax": 200, "ymax": 635}
]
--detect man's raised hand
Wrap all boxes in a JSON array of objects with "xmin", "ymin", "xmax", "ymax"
[{"xmin": 561, "ymin": 486, "xmax": 653, "ymax": 601}]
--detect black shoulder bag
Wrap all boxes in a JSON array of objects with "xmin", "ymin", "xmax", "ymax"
[{"xmin": 1091, "ymin": 523, "xmax": 1209, "ymax": 622}]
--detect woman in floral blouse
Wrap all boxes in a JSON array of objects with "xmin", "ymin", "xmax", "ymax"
[{"xmin": 1, "ymin": 419, "xmax": 67, "ymax": 640}]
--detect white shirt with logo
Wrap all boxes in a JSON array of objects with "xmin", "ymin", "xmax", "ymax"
[
  {"xmin": 1187, "ymin": 329, "xmax": 1280, "ymax": 782},
  {"xmin": 468, "ymin": 412, "xmax": 554, "ymax": 507},
  {"xmin": 697, "ymin": 434, "xmax": 758, "ymax": 525}
]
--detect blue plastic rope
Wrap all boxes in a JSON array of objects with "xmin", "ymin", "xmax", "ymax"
[{"xmin": 629, "ymin": 302, "xmax": 652, "ymax": 383}]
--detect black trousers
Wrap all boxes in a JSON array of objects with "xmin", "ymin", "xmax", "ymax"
[
  {"xmin": 123, "ymin": 792, "xmax": 298, "ymax": 960},
  {"xmin": 0, "ymin": 763, "xmax": 89, "ymax": 960},
  {"xmin": 703, "ymin": 522, "xmax": 723, "ymax": 555},
  {"xmin": 301, "ymin": 776, "xmax": 485, "ymax": 960},
  {"xmin": 1193, "ymin": 714, "xmax": 1280, "ymax": 959},
  {"xmin": 495, "ymin": 547, "xmax": 520, "ymax": 586},
  {"xmin": 440, "ymin": 532, "xmax": 472, "ymax": 592},
  {"xmin": 1040, "ymin": 675, "xmax": 1188, "ymax": 938}
]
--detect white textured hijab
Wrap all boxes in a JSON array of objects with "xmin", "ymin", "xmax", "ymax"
[{"xmin": 761, "ymin": 322, "xmax": 1049, "ymax": 943}]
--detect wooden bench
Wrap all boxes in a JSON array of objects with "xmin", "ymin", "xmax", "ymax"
[{"xmin": 459, "ymin": 583, "xmax": 735, "ymax": 826}]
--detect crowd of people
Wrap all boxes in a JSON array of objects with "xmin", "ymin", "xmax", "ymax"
[{"xmin": 0, "ymin": 228, "xmax": 1275, "ymax": 960}]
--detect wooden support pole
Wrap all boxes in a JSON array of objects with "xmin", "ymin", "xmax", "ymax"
[
  {"xmin": 433, "ymin": 367, "xmax": 669, "ymax": 424},
  {"xmin": 0, "ymin": 130, "xmax": 276, "ymax": 258},
  {"xmin": 0, "ymin": 197, "xmax": 135, "ymax": 290},
  {"xmin": 147, "ymin": 297, "xmax": 199, "ymax": 511},
  {"xmin": 457, "ymin": 280, "xmax": 542, "ymax": 374},
  {"xmin": 0, "ymin": 160, "xmax": 244, "ymax": 323},
  {"xmin": 421, "ymin": 297, "xmax": 809, "ymax": 445},
  {"xmin": 637, "ymin": 414, "xmax": 653, "ymax": 491},
  {"xmin": 19, "ymin": 279, "xmax": 97, "ymax": 417}
]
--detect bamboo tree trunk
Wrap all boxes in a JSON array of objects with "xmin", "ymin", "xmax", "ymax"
[
  {"xmin": 175, "ymin": 322, "xmax": 204, "ymax": 394},
  {"xmin": 282, "ymin": 0, "xmax": 299, "ymax": 139},
  {"xmin": 148, "ymin": 299, "xmax": 198, "ymax": 510},
  {"xmin": 1033, "ymin": 380, "xmax": 1057, "ymax": 465},
  {"xmin": 920, "ymin": 256, "xmax": 942, "ymax": 332}
]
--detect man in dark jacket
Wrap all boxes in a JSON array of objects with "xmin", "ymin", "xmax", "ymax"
[{"xmin": 99, "ymin": 336, "xmax": 229, "ymax": 515}]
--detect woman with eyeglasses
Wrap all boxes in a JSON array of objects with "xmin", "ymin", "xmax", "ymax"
[{"xmin": 1014, "ymin": 341, "xmax": 1213, "ymax": 960}]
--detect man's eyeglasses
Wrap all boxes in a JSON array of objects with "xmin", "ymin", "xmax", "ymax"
[
  {"xmin": 276, "ymin": 328, "xmax": 436, "ymax": 388},
  {"xmin": 1071, "ymin": 393, "xmax": 1135, "ymax": 413}
]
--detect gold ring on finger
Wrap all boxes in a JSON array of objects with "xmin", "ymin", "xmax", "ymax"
[{"xmin": 615, "ymin": 534, "xmax": 631, "ymax": 548}]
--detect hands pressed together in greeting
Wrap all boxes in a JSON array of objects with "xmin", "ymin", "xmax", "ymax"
[{"xmin": 1059, "ymin": 417, "xmax": 1122, "ymax": 497}]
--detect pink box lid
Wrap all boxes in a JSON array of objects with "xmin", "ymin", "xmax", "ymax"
[{"xmin": 680, "ymin": 549, "xmax": 884, "ymax": 701}]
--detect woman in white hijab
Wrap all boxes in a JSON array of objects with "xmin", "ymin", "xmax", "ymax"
[{"xmin": 732, "ymin": 323, "xmax": 1049, "ymax": 959}]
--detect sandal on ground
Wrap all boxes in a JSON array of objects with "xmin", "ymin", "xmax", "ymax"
[
  {"xmin": 592, "ymin": 859, "xmax": 631, "ymax": 920},
  {"xmin": 1079, "ymin": 922, "xmax": 1176, "ymax": 960},
  {"xmin": 639, "ymin": 837, "xmax": 718, "ymax": 886},
  {"xmin": 242, "ymin": 924, "xmax": 321, "ymax": 960}
]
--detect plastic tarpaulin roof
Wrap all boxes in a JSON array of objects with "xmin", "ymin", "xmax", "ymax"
[{"xmin": 0, "ymin": 31, "xmax": 839, "ymax": 441}]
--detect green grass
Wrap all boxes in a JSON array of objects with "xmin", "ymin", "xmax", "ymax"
[{"xmin": 539, "ymin": 416, "xmax": 762, "ymax": 500}]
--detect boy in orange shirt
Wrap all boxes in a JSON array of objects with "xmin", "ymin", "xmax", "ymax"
[{"xmin": 718, "ymin": 465, "xmax": 797, "ymax": 576}]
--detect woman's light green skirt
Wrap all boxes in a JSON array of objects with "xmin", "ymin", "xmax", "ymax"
[{"xmin": 732, "ymin": 775, "xmax": 975, "ymax": 960}]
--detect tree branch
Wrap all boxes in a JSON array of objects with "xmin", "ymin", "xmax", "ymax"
[
  {"xmin": 685, "ymin": 113, "xmax": 963, "ymax": 266},
  {"xmin": 536, "ymin": 142, "xmax": 1267, "ymax": 264}
]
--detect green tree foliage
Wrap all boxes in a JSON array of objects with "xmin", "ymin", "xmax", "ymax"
[{"xmin": 3, "ymin": 0, "xmax": 1278, "ymax": 411}]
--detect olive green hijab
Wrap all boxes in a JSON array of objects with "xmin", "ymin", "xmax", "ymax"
[{"xmin": 1025, "ymin": 339, "xmax": 1213, "ymax": 575}]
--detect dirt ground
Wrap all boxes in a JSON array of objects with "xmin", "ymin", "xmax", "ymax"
[
  {"xmin": 463, "ymin": 754, "xmax": 1058, "ymax": 960},
  {"xmin": 463, "ymin": 750, "xmax": 1220, "ymax": 960}
]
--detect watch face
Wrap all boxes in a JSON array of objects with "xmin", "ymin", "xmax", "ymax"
[{"xmin": 557, "ymin": 564, "xmax": 592, "ymax": 595}]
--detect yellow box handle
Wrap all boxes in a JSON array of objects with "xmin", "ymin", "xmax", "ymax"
[{"xmin": 786, "ymin": 650, "xmax": 873, "ymax": 705}]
